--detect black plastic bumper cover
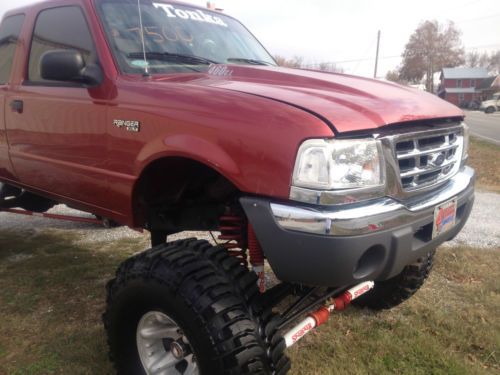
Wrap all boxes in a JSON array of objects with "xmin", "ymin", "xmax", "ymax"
[{"xmin": 240, "ymin": 183, "xmax": 474, "ymax": 287}]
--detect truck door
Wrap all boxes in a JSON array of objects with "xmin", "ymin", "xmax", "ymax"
[
  {"xmin": 5, "ymin": 5, "xmax": 110, "ymax": 209},
  {"xmin": 0, "ymin": 14, "xmax": 24, "ymax": 181}
]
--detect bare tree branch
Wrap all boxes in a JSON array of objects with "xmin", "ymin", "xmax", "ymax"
[{"xmin": 399, "ymin": 20, "xmax": 464, "ymax": 92}]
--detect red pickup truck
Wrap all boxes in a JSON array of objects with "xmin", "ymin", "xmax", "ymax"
[{"xmin": 0, "ymin": 0, "xmax": 475, "ymax": 374}]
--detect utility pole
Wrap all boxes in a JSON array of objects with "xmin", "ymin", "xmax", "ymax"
[{"xmin": 374, "ymin": 30, "xmax": 381, "ymax": 79}]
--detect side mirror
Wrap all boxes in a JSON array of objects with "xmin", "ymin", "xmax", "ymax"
[{"xmin": 40, "ymin": 49, "xmax": 103, "ymax": 87}]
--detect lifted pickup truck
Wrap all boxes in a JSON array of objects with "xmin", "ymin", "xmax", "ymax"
[{"xmin": 0, "ymin": 0, "xmax": 474, "ymax": 374}]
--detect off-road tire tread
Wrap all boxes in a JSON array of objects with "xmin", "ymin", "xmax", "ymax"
[
  {"xmin": 186, "ymin": 239, "xmax": 291, "ymax": 374},
  {"xmin": 354, "ymin": 250, "xmax": 435, "ymax": 310},
  {"xmin": 103, "ymin": 239, "xmax": 273, "ymax": 374}
]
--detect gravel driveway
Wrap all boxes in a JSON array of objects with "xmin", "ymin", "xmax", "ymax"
[
  {"xmin": 443, "ymin": 191, "xmax": 499, "ymax": 249},
  {"xmin": 0, "ymin": 192, "xmax": 499, "ymax": 249}
]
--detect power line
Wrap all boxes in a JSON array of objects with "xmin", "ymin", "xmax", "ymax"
[
  {"xmin": 304, "ymin": 43, "xmax": 500, "ymax": 68},
  {"xmin": 304, "ymin": 55, "xmax": 399, "ymax": 67},
  {"xmin": 455, "ymin": 13, "xmax": 500, "ymax": 24},
  {"xmin": 352, "ymin": 35, "xmax": 377, "ymax": 74},
  {"xmin": 466, "ymin": 43, "xmax": 500, "ymax": 50}
]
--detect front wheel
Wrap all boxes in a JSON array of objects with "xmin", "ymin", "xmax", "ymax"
[
  {"xmin": 485, "ymin": 106, "xmax": 496, "ymax": 114},
  {"xmin": 104, "ymin": 240, "xmax": 273, "ymax": 374},
  {"xmin": 353, "ymin": 250, "xmax": 435, "ymax": 310},
  {"xmin": 136, "ymin": 311, "xmax": 198, "ymax": 374}
]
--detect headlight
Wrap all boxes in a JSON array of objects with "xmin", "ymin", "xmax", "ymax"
[
  {"xmin": 462, "ymin": 123, "xmax": 470, "ymax": 161},
  {"xmin": 292, "ymin": 138, "xmax": 385, "ymax": 190}
]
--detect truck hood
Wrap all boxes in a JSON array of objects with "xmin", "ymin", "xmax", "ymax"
[{"xmin": 171, "ymin": 65, "xmax": 464, "ymax": 133}]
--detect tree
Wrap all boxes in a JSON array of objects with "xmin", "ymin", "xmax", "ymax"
[
  {"xmin": 273, "ymin": 55, "xmax": 344, "ymax": 72},
  {"xmin": 385, "ymin": 69, "xmax": 402, "ymax": 83},
  {"xmin": 273, "ymin": 55, "xmax": 304, "ymax": 68},
  {"xmin": 465, "ymin": 50, "xmax": 500, "ymax": 74},
  {"xmin": 486, "ymin": 50, "xmax": 500, "ymax": 75},
  {"xmin": 273, "ymin": 55, "xmax": 289, "ymax": 67},
  {"xmin": 465, "ymin": 51, "xmax": 490, "ymax": 68},
  {"xmin": 318, "ymin": 62, "xmax": 344, "ymax": 73},
  {"xmin": 466, "ymin": 51, "xmax": 481, "ymax": 67},
  {"xmin": 289, "ymin": 55, "xmax": 304, "ymax": 68},
  {"xmin": 399, "ymin": 20, "xmax": 464, "ymax": 92}
]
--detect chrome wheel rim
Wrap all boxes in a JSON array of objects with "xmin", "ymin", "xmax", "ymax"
[{"xmin": 136, "ymin": 311, "xmax": 198, "ymax": 375}]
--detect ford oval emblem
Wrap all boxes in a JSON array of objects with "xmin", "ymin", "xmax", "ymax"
[{"xmin": 431, "ymin": 153, "xmax": 446, "ymax": 166}]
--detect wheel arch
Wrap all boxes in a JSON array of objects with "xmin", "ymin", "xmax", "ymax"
[{"xmin": 131, "ymin": 137, "xmax": 244, "ymax": 228}]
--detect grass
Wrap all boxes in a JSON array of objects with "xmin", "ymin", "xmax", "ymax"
[
  {"xmin": 0, "ymin": 230, "xmax": 499, "ymax": 375},
  {"xmin": 0, "ymin": 232, "xmax": 145, "ymax": 375},
  {"xmin": 288, "ymin": 246, "xmax": 500, "ymax": 375},
  {"xmin": 469, "ymin": 137, "xmax": 500, "ymax": 192}
]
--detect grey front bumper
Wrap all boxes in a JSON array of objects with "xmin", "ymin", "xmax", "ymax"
[{"xmin": 241, "ymin": 167, "xmax": 475, "ymax": 287}]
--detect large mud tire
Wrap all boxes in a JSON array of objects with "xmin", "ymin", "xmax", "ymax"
[
  {"xmin": 187, "ymin": 239, "xmax": 291, "ymax": 374},
  {"xmin": 104, "ymin": 239, "xmax": 277, "ymax": 374}
]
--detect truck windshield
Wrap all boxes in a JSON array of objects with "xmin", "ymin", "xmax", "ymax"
[{"xmin": 96, "ymin": 0, "xmax": 276, "ymax": 74}]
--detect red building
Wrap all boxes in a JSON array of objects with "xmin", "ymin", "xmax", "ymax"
[{"xmin": 438, "ymin": 67, "xmax": 490, "ymax": 107}]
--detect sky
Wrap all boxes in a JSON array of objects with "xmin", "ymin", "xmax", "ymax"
[{"xmin": 1, "ymin": 0, "xmax": 499, "ymax": 78}]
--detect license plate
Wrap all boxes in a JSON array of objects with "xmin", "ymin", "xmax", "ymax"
[{"xmin": 432, "ymin": 198, "xmax": 458, "ymax": 239}]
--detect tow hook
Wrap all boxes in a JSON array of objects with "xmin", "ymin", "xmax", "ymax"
[{"xmin": 282, "ymin": 281, "xmax": 375, "ymax": 348}]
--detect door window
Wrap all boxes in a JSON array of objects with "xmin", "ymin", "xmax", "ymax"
[
  {"xmin": 0, "ymin": 15, "xmax": 25, "ymax": 85},
  {"xmin": 28, "ymin": 6, "xmax": 96, "ymax": 83}
]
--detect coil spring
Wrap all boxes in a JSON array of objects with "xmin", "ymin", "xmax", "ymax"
[
  {"xmin": 248, "ymin": 223, "xmax": 266, "ymax": 293},
  {"xmin": 218, "ymin": 214, "xmax": 247, "ymax": 265},
  {"xmin": 248, "ymin": 224, "xmax": 264, "ymax": 266}
]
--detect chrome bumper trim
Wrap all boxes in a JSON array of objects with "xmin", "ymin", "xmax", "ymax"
[{"xmin": 272, "ymin": 166, "xmax": 475, "ymax": 236}]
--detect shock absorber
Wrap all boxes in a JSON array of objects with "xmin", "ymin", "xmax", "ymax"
[
  {"xmin": 282, "ymin": 281, "xmax": 375, "ymax": 348},
  {"xmin": 248, "ymin": 224, "xmax": 266, "ymax": 293},
  {"xmin": 218, "ymin": 213, "xmax": 247, "ymax": 266}
]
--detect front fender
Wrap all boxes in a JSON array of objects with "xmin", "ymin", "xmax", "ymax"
[{"xmin": 135, "ymin": 133, "xmax": 242, "ymax": 188}]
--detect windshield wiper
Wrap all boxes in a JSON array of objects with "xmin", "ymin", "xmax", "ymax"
[
  {"xmin": 128, "ymin": 52, "xmax": 221, "ymax": 66},
  {"xmin": 227, "ymin": 58, "xmax": 274, "ymax": 66}
]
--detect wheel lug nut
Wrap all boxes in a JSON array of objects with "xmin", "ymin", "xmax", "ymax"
[{"xmin": 171, "ymin": 342, "xmax": 184, "ymax": 359}]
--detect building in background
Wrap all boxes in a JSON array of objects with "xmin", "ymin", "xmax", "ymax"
[
  {"xmin": 477, "ymin": 75, "xmax": 500, "ymax": 100},
  {"xmin": 437, "ymin": 67, "xmax": 490, "ymax": 107}
]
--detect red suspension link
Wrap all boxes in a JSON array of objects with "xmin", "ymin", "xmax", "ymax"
[
  {"xmin": 248, "ymin": 224, "xmax": 264, "ymax": 265},
  {"xmin": 248, "ymin": 224, "xmax": 266, "ymax": 293},
  {"xmin": 218, "ymin": 214, "xmax": 247, "ymax": 266},
  {"xmin": 218, "ymin": 209, "xmax": 266, "ymax": 292}
]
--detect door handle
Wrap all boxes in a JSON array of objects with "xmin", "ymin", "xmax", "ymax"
[{"xmin": 10, "ymin": 100, "xmax": 23, "ymax": 114}]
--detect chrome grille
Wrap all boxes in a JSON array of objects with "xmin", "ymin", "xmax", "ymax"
[{"xmin": 393, "ymin": 126, "xmax": 464, "ymax": 191}]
